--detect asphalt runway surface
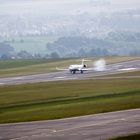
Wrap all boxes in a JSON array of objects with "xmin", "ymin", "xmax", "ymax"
[
  {"xmin": 0, "ymin": 109, "xmax": 140, "ymax": 140},
  {"xmin": 0, "ymin": 59, "xmax": 140, "ymax": 85}
]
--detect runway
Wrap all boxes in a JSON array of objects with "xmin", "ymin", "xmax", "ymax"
[
  {"xmin": 0, "ymin": 109, "xmax": 139, "ymax": 140},
  {"xmin": 0, "ymin": 59, "xmax": 140, "ymax": 85}
]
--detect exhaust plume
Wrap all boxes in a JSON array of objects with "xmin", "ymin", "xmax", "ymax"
[{"xmin": 93, "ymin": 58, "xmax": 106, "ymax": 71}]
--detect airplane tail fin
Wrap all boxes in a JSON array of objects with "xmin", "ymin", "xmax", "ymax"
[{"xmin": 81, "ymin": 59, "xmax": 91, "ymax": 65}]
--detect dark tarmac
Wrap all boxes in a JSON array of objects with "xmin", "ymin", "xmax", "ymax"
[{"xmin": 0, "ymin": 109, "xmax": 140, "ymax": 140}]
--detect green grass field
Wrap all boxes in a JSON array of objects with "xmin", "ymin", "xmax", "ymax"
[
  {"xmin": 0, "ymin": 58, "xmax": 73, "ymax": 77},
  {"xmin": 111, "ymin": 133, "xmax": 140, "ymax": 140},
  {"xmin": 0, "ymin": 76, "xmax": 140, "ymax": 124},
  {"xmin": 0, "ymin": 57, "xmax": 139, "ymax": 78}
]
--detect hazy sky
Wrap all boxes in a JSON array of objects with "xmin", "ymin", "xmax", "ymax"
[{"xmin": 0, "ymin": 0, "xmax": 140, "ymax": 15}]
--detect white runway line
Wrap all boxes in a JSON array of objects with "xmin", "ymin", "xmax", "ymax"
[
  {"xmin": 11, "ymin": 77, "xmax": 24, "ymax": 80},
  {"xmin": 0, "ymin": 83, "xmax": 4, "ymax": 85},
  {"xmin": 118, "ymin": 68, "xmax": 137, "ymax": 71},
  {"xmin": 55, "ymin": 76, "xmax": 66, "ymax": 79},
  {"xmin": 54, "ymin": 118, "xmax": 128, "ymax": 133},
  {"xmin": 113, "ymin": 65, "xmax": 122, "ymax": 68}
]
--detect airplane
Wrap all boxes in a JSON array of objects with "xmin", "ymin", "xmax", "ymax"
[{"xmin": 56, "ymin": 59, "xmax": 93, "ymax": 74}]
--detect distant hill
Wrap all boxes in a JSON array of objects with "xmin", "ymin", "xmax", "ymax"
[{"xmin": 47, "ymin": 32, "xmax": 140, "ymax": 57}]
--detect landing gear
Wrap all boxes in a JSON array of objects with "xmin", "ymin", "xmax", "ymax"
[
  {"xmin": 70, "ymin": 70, "xmax": 76, "ymax": 74},
  {"xmin": 70, "ymin": 70, "xmax": 83, "ymax": 74},
  {"xmin": 72, "ymin": 70, "xmax": 76, "ymax": 74}
]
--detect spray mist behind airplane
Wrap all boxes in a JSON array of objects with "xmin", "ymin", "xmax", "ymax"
[{"xmin": 56, "ymin": 58, "xmax": 106, "ymax": 74}]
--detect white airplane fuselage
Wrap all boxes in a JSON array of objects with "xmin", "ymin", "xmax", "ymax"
[
  {"xmin": 69, "ymin": 64, "xmax": 86, "ymax": 74},
  {"xmin": 56, "ymin": 59, "xmax": 90, "ymax": 74}
]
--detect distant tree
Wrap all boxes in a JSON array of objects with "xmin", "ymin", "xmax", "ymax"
[
  {"xmin": 34, "ymin": 53, "xmax": 41, "ymax": 58},
  {"xmin": 50, "ymin": 52, "xmax": 59, "ymax": 59},
  {"xmin": 0, "ymin": 42, "xmax": 14, "ymax": 57},
  {"xmin": 20, "ymin": 39, "xmax": 24, "ymax": 43},
  {"xmin": 47, "ymin": 35, "xmax": 140, "ymax": 57},
  {"xmin": 78, "ymin": 48, "xmax": 87, "ymax": 57},
  {"xmin": 88, "ymin": 48, "xmax": 109, "ymax": 57},
  {"xmin": 1, "ymin": 54, "xmax": 11, "ymax": 60},
  {"xmin": 17, "ymin": 50, "xmax": 33, "ymax": 59},
  {"xmin": 130, "ymin": 50, "xmax": 140, "ymax": 56}
]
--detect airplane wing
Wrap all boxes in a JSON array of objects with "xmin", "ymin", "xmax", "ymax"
[
  {"xmin": 82, "ymin": 67, "xmax": 106, "ymax": 71},
  {"xmin": 56, "ymin": 67, "xmax": 69, "ymax": 71},
  {"xmin": 80, "ymin": 68, "xmax": 94, "ymax": 71}
]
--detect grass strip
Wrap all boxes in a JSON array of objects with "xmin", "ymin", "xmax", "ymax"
[
  {"xmin": 0, "ymin": 90, "xmax": 139, "ymax": 111},
  {"xmin": 0, "ymin": 90, "xmax": 139, "ymax": 123},
  {"xmin": 111, "ymin": 133, "xmax": 140, "ymax": 140},
  {"xmin": 0, "ymin": 77, "xmax": 139, "ymax": 123}
]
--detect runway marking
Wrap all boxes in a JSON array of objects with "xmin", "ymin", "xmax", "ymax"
[
  {"xmin": 5, "ymin": 109, "xmax": 140, "ymax": 140},
  {"xmin": 53, "ymin": 115, "xmax": 140, "ymax": 134},
  {"xmin": 54, "ymin": 118, "xmax": 126, "ymax": 133},
  {"xmin": 118, "ymin": 68, "xmax": 137, "ymax": 71},
  {"xmin": 113, "ymin": 64, "xmax": 122, "ymax": 67},
  {"xmin": 10, "ymin": 136, "xmax": 28, "ymax": 140},
  {"xmin": 11, "ymin": 129, "xmax": 57, "ymax": 140},
  {"xmin": 53, "ymin": 130, "xmax": 57, "ymax": 132},
  {"xmin": 55, "ymin": 76, "xmax": 66, "ymax": 79},
  {"xmin": 11, "ymin": 116, "xmax": 136, "ymax": 140},
  {"xmin": 66, "ymin": 77, "xmax": 78, "ymax": 80},
  {"xmin": 0, "ymin": 82, "xmax": 4, "ymax": 84},
  {"xmin": 92, "ymin": 76, "xmax": 140, "ymax": 80},
  {"xmin": 12, "ymin": 77, "xmax": 24, "ymax": 80},
  {"xmin": 55, "ymin": 76, "xmax": 78, "ymax": 80},
  {"xmin": 12, "ymin": 119, "xmax": 128, "ymax": 139},
  {"xmin": 10, "ymin": 129, "xmax": 57, "ymax": 140}
]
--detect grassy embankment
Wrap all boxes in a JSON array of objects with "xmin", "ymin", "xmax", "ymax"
[
  {"xmin": 111, "ymin": 133, "xmax": 140, "ymax": 140},
  {"xmin": 0, "ymin": 75, "xmax": 140, "ymax": 123},
  {"xmin": 0, "ymin": 57, "xmax": 139, "ymax": 78}
]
